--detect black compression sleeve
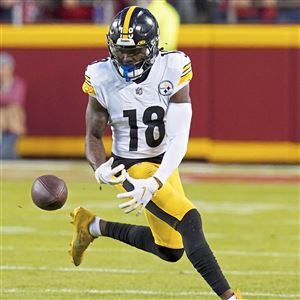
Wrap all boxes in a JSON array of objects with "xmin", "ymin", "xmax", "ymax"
[{"xmin": 176, "ymin": 209, "xmax": 231, "ymax": 296}]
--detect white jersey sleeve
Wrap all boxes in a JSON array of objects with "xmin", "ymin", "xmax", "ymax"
[
  {"xmin": 82, "ymin": 60, "xmax": 107, "ymax": 108},
  {"xmin": 163, "ymin": 51, "xmax": 193, "ymax": 97}
]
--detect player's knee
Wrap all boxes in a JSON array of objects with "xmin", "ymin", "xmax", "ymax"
[
  {"xmin": 156, "ymin": 245, "xmax": 184, "ymax": 262},
  {"xmin": 176, "ymin": 209, "xmax": 203, "ymax": 239}
]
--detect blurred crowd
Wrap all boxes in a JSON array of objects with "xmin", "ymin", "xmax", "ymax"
[
  {"xmin": 0, "ymin": 0, "xmax": 299, "ymax": 24},
  {"xmin": 0, "ymin": 52, "xmax": 27, "ymax": 159}
]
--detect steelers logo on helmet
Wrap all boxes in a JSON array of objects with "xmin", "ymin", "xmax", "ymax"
[
  {"xmin": 106, "ymin": 6, "xmax": 159, "ymax": 82},
  {"xmin": 159, "ymin": 80, "xmax": 174, "ymax": 96}
]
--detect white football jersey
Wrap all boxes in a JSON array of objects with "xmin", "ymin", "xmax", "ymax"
[{"xmin": 82, "ymin": 51, "xmax": 193, "ymax": 159}]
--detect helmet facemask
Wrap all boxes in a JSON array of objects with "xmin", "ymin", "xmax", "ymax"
[{"xmin": 107, "ymin": 35, "xmax": 159, "ymax": 82}]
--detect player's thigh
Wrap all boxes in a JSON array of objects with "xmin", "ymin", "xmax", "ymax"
[
  {"xmin": 145, "ymin": 209, "xmax": 183, "ymax": 248},
  {"xmin": 127, "ymin": 162, "xmax": 195, "ymax": 248},
  {"xmin": 153, "ymin": 169, "xmax": 195, "ymax": 220},
  {"xmin": 125, "ymin": 162, "xmax": 194, "ymax": 220}
]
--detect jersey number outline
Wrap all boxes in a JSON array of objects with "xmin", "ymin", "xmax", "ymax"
[{"xmin": 123, "ymin": 106, "xmax": 165, "ymax": 151}]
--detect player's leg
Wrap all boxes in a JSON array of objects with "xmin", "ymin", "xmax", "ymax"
[
  {"xmin": 97, "ymin": 219, "xmax": 183, "ymax": 262},
  {"xmin": 120, "ymin": 162, "xmax": 234, "ymax": 298},
  {"xmin": 69, "ymin": 161, "xmax": 185, "ymax": 266},
  {"xmin": 175, "ymin": 208, "xmax": 237, "ymax": 300},
  {"xmin": 137, "ymin": 163, "xmax": 239, "ymax": 300},
  {"xmin": 146, "ymin": 209, "xmax": 238, "ymax": 300},
  {"xmin": 0, "ymin": 132, "xmax": 19, "ymax": 159},
  {"xmin": 69, "ymin": 206, "xmax": 183, "ymax": 266},
  {"xmin": 69, "ymin": 162, "xmax": 241, "ymax": 299},
  {"xmin": 88, "ymin": 162, "xmax": 185, "ymax": 262}
]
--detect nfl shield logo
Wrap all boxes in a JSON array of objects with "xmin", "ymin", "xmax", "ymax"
[{"xmin": 136, "ymin": 87, "xmax": 143, "ymax": 95}]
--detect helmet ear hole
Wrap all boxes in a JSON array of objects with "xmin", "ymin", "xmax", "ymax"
[{"xmin": 107, "ymin": 6, "xmax": 159, "ymax": 81}]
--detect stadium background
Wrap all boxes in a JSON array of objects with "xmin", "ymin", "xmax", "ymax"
[
  {"xmin": 1, "ymin": 1, "xmax": 300, "ymax": 300},
  {"xmin": 2, "ymin": 23, "xmax": 300, "ymax": 163}
]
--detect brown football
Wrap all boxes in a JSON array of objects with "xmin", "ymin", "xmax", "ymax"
[{"xmin": 31, "ymin": 175, "xmax": 68, "ymax": 210}]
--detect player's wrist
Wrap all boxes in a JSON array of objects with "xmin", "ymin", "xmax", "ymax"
[
  {"xmin": 152, "ymin": 176, "xmax": 163, "ymax": 190},
  {"xmin": 94, "ymin": 157, "xmax": 125, "ymax": 185},
  {"xmin": 94, "ymin": 165, "xmax": 107, "ymax": 184}
]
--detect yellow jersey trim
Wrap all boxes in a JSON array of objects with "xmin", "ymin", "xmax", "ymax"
[
  {"xmin": 178, "ymin": 70, "xmax": 193, "ymax": 86},
  {"xmin": 181, "ymin": 66, "xmax": 192, "ymax": 77},
  {"xmin": 84, "ymin": 75, "xmax": 91, "ymax": 85},
  {"xmin": 182, "ymin": 63, "xmax": 191, "ymax": 72},
  {"xmin": 82, "ymin": 82, "xmax": 96, "ymax": 95}
]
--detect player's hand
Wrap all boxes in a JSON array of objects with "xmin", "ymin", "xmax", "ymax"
[
  {"xmin": 117, "ymin": 171, "xmax": 159, "ymax": 216},
  {"xmin": 94, "ymin": 157, "xmax": 125, "ymax": 185}
]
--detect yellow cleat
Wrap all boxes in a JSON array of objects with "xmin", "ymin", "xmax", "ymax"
[
  {"xmin": 69, "ymin": 206, "xmax": 96, "ymax": 266},
  {"xmin": 235, "ymin": 289, "xmax": 245, "ymax": 300}
]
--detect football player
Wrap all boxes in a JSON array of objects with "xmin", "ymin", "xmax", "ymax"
[{"xmin": 70, "ymin": 6, "xmax": 243, "ymax": 300}]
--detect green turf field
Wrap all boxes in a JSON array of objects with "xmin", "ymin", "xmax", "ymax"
[{"xmin": 1, "ymin": 161, "xmax": 299, "ymax": 300}]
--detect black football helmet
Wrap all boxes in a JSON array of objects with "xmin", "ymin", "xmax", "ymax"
[{"xmin": 107, "ymin": 6, "xmax": 159, "ymax": 81}]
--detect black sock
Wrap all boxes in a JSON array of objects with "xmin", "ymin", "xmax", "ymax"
[
  {"xmin": 176, "ymin": 209, "xmax": 230, "ymax": 296},
  {"xmin": 104, "ymin": 221, "xmax": 183, "ymax": 262}
]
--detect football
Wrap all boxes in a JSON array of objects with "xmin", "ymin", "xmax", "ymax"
[{"xmin": 31, "ymin": 175, "xmax": 68, "ymax": 210}]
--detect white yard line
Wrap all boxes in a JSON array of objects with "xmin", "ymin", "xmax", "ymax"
[
  {"xmin": 1, "ymin": 266, "xmax": 48, "ymax": 271},
  {"xmin": 183, "ymin": 270, "xmax": 299, "ymax": 276},
  {"xmin": 0, "ymin": 265, "xmax": 145, "ymax": 273},
  {"xmin": 0, "ymin": 226, "xmax": 36, "ymax": 234},
  {"xmin": 1, "ymin": 265, "xmax": 299, "ymax": 277},
  {"xmin": 215, "ymin": 250, "xmax": 300, "ymax": 257},
  {"xmin": 194, "ymin": 200, "xmax": 298, "ymax": 214},
  {"xmin": 3, "ymin": 228, "xmax": 299, "ymax": 242},
  {"xmin": 0, "ymin": 160, "xmax": 78, "ymax": 171},
  {"xmin": 2, "ymin": 288, "xmax": 300, "ymax": 299},
  {"xmin": 2, "ymin": 246, "xmax": 299, "ymax": 258}
]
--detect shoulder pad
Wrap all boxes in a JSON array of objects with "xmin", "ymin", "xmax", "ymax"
[
  {"xmin": 89, "ymin": 58, "xmax": 109, "ymax": 65},
  {"xmin": 160, "ymin": 50, "xmax": 183, "ymax": 57},
  {"xmin": 161, "ymin": 51, "xmax": 192, "ymax": 96},
  {"xmin": 82, "ymin": 59, "xmax": 109, "ymax": 96},
  {"xmin": 177, "ymin": 54, "xmax": 192, "ymax": 87}
]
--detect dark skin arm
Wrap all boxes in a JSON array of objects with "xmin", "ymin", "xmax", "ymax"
[
  {"xmin": 85, "ymin": 95, "xmax": 109, "ymax": 171},
  {"xmin": 169, "ymin": 84, "xmax": 191, "ymax": 104}
]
